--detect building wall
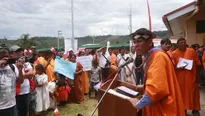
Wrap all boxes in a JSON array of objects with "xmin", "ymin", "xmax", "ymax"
[{"xmin": 186, "ymin": 6, "xmax": 205, "ymax": 46}]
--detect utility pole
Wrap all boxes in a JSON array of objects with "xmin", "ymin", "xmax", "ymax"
[
  {"xmin": 58, "ymin": 30, "xmax": 62, "ymax": 49},
  {"xmin": 71, "ymin": 0, "xmax": 74, "ymax": 50},
  {"xmin": 92, "ymin": 35, "xmax": 95, "ymax": 44},
  {"xmin": 129, "ymin": 5, "xmax": 132, "ymax": 34},
  {"xmin": 129, "ymin": 6, "xmax": 133, "ymax": 51}
]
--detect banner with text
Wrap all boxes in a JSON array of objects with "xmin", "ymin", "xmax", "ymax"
[
  {"xmin": 54, "ymin": 57, "xmax": 76, "ymax": 80},
  {"xmin": 77, "ymin": 55, "xmax": 93, "ymax": 71}
]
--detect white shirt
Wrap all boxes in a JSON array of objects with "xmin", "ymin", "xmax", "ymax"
[
  {"xmin": 117, "ymin": 54, "xmax": 129, "ymax": 67},
  {"xmin": 97, "ymin": 52, "xmax": 110, "ymax": 68},
  {"xmin": 129, "ymin": 52, "xmax": 136, "ymax": 60},
  {"xmin": 19, "ymin": 62, "xmax": 33, "ymax": 95},
  {"xmin": 0, "ymin": 64, "xmax": 19, "ymax": 110}
]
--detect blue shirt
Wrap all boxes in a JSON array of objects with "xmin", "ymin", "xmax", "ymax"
[{"xmin": 136, "ymin": 93, "xmax": 153, "ymax": 109}]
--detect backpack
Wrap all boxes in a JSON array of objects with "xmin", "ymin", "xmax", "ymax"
[
  {"xmin": 9, "ymin": 64, "xmax": 15, "ymax": 73},
  {"xmin": 9, "ymin": 64, "xmax": 36, "ymax": 95},
  {"xmin": 9, "ymin": 64, "xmax": 21, "ymax": 95}
]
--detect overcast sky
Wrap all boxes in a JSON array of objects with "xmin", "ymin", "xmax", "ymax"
[{"xmin": 0, "ymin": 0, "xmax": 194, "ymax": 39}]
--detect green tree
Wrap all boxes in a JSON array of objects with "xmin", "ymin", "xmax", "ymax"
[{"xmin": 18, "ymin": 34, "xmax": 36, "ymax": 49}]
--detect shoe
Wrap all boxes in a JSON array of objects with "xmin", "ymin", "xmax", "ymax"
[
  {"xmin": 54, "ymin": 108, "xmax": 59, "ymax": 116},
  {"xmin": 192, "ymin": 110, "xmax": 200, "ymax": 116}
]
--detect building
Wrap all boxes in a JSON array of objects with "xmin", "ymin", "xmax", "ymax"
[{"xmin": 163, "ymin": 0, "xmax": 205, "ymax": 46}]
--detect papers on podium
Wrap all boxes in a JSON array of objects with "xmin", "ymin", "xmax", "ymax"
[
  {"xmin": 108, "ymin": 86, "xmax": 139, "ymax": 99},
  {"xmin": 177, "ymin": 58, "xmax": 193, "ymax": 70},
  {"xmin": 108, "ymin": 89, "xmax": 131, "ymax": 99},
  {"xmin": 116, "ymin": 86, "xmax": 139, "ymax": 97}
]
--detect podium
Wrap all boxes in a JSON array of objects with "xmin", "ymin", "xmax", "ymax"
[{"xmin": 98, "ymin": 80, "xmax": 140, "ymax": 116}]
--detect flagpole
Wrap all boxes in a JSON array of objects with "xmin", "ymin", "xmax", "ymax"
[
  {"xmin": 146, "ymin": 0, "xmax": 152, "ymax": 32},
  {"xmin": 71, "ymin": 0, "xmax": 74, "ymax": 50}
]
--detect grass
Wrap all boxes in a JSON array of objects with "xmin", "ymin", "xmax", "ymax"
[{"xmin": 47, "ymin": 95, "xmax": 98, "ymax": 116}]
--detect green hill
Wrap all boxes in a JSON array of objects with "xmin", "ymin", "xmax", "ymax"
[{"xmin": 0, "ymin": 30, "xmax": 169, "ymax": 49}]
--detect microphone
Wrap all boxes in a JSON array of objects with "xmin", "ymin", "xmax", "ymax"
[{"xmin": 119, "ymin": 57, "xmax": 134, "ymax": 69}]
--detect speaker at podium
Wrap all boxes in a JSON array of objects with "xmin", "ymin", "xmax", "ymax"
[{"xmin": 98, "ymin": 80, "xmax": 141, "ymax": 116}]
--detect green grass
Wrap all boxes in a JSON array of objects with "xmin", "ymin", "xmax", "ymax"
[{"xmin": 47, "ymin": 96, "xmax": 98, "ymax": 116}]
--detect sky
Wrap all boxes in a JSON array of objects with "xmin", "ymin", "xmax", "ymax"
[{"xmin": 0, "ymin": 0, "xmax": 194, "ymax": 39}]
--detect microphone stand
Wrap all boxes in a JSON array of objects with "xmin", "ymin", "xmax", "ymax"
[{"xmin": 90, "ymin": 67, "xmax": 122, "ymax": 116}]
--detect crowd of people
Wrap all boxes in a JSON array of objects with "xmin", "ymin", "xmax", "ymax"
[{"xmin": 0, "ymin": 28, "xmax": 205, "ymax": 116}]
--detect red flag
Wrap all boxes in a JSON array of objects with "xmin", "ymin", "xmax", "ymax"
[
  {"xmin": 146, "ymin": 0, "xmax": 152, "ymax": 32},
  {"xmin": 28, "ymin": 49, "xmax": 33, "ymax": 54},
  {"xmin": 24, "ymin": 49, "xmax": 28, "ymax": 54},
  {"xmin": 50, "ymin": 46, "xmax": 56, "ymax": 53}
]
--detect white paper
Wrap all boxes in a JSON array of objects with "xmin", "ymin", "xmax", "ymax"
[
  {"xmin": 108, "ymin": 89, "xmax": 131, "ymax": 99},
  {"xmin": 47, "ymin": 81, "xmax": 56, "ymax": 93},
  {"xmin": 177, "ymin": 58, "xmax": 193, "ymax": 70},
  {"xmin": 76, "ymin": 55, "xmax": 93, "ymax": 71},
  {"xmin": 117, "ymin": 86, "xmax": 139, "ymax": 96},
  {"xmin": 94, "ymin": 82, "xmax": 103, "ymax": 91}
]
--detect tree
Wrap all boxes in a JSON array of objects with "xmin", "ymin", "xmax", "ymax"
[{"xmin": 18, "ymin": 34, "xmax": 36, "ymax": 49}]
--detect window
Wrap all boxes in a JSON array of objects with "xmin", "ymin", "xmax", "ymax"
[{"xmin": 196, "ymin": 20, "xmax": 205, "ymax": 33}]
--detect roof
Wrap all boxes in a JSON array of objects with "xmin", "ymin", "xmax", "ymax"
[
  {"xmin": 36, "ymin": 47, "xmax": 64, "ymax": 52},
  {"xmin": 162, "ymin": 1, "xmax": 197, "ymax": 35}
]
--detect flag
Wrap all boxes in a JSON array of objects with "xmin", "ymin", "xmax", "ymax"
[{"xmin": 146, "ymin": 0, "xmax": 152, "ymax": 32}]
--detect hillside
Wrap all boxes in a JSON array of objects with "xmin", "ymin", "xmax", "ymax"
[{"xmin": 0, "ymin": 30, "xmax": 169, "ymax": 49}]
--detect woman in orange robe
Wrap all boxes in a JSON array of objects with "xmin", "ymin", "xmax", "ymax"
[
  {"xmin": 69, "ymin": 54, "xmax": 84, "ymax": 104},
  {"xmin": 45, "ymin": 53, "xmax": 56, "ymax": 82},
  {"xmin": 78, "ymin": 51, "xmax": 89, "ymax": 94},
  {"xmin": 33, "ymin": 52, "xmax": 48, "ymax": 73},
  {"xmin": 34, "ymin": 52, "xmax": 56, "ymax": 82},
  {"xmin": 172, "ymin": 38, "xmax": 201, "ymax": 115}
]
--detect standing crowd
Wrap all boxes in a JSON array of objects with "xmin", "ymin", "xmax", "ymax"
[{"xmin": 0, "ymin": 28, "xmax": 205, "ymax": 116}]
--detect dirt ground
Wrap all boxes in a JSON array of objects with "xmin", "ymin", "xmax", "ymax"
[
  {"xmin": 47, "ymin": 90, "xmax": 205, "ymax": 116},
  {"xmin": 186, "ymin": 89, "xmax": 205, "ymax": 116}
]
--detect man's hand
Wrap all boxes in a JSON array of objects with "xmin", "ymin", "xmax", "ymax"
[
  {"xmin": 127, "ymin": 98, "xmax": 139, "ymax": 109},
  {"xmin": 135, "ymin": 85, "xmax": 144, "ymax": 92},
  {"xmin": 176, "ymin": 65, "xmax": 186, "ymax": 70},
  {"xmin": 177, "ymin": 62, "xmax": 188, "ymax": 70},
  {"xmin": 16, "ymin": 61, "xmax": 24, "ymax": 70},
  {"xmin": 0, "ymin": 59, "xmax": 7, "ymax": 67},
  {"xmin": 16, "ymin": 58, "xmax": 25, "ymax": 84},
  {"xmin": 16, "ymin": 57, "xmax": 26, "ymax": 69}
]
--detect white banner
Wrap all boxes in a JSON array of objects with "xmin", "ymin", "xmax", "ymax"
[
  {"xmin": 76, "ymin": 55, "xmax": 93, "ymax": 71},
  {"xmin": 64, "ymin": 38, "xmax": 78, "ymax": 53}
]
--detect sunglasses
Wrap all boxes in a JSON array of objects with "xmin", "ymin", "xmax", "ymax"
[{"xmin": 133, "ymin": 34, "xmax": 151, "ymax": 40}]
